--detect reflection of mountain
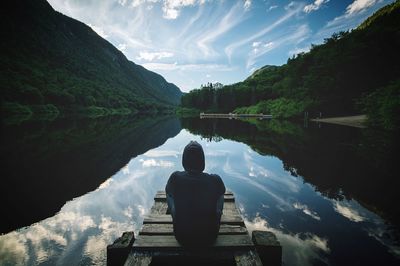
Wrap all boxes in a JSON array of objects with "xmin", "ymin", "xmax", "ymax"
[
  {"xmin": 181, "ymin": 118, "xmax": 400, "ymax": 226},
  {"xmin": 0, "ymin": 116, "xmax": 181, "ymax": 233}
]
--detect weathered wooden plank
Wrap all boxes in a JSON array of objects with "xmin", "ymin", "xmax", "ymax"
[
  {"xmin": 156, "ymin": 190, "xmax": 233, "ymax": 196},
  {"xmin": 124, "ymin": 252, "xmax": 152, "ymax": 266},
  {"xmin": 131, "ymin": 250, "xmax": 240, "ymax": 264},
  {"xmin": 150, "ymin": 201, "xmax": 168, "ymax": 215},
  {"xmin": 154, "ymin": 194, "xmax": 235, "ymax": 202},
  {"xmin": 133, "ymin": 235, "xmax": 254, "ymax": 251},
  {"xmin": 149, "ymin": 201, "xmax": 240, "ymax": 216},
  {"xmin": 140, "ymin": 224, "xmax": 247, "ymax": 235},
  {"xmin": 223, "ymin": 202, "xmax": 241, "ymax": 216},
  {"xmin": 143, "ymin": 214, "xmax": 244, "ymax": 225},
  {"xmin": 234, "ymin": 250, "xmax": 263, "ymax": 266}
]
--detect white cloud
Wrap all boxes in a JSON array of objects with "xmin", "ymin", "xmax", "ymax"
[
  {"xmin": 252, "ymin": 41, "xmax": 273, "ymax": 54},
  {"xmin": 98, "ymin": 178, "xmax": 113, "ymax": 189},
  {"xmin": 123, "ymin": 206, "xmax": 134, "ymax": 218},
  {"xmin": 246, "ymin": 24, "xmax": 310, "ymax": 68},
  {"xmin": 263, "ymin": 41, "xmax": 273, "ymax": 48},
  {"xmin": 333, "ymin": 201, "xmax": 365, "ymax": 222},
  {"xmin": 225, "ymin": 3, "xmax": 303, "ymax": 60},
  {"xmin": 118, "ymin": 0, "xmax": 129, "ymax": 6},
  {"xmin": 0, "ymin": 232, "xmax": 28, "ymax": 265},
  {"xmin": 84, "ymin": 216, "xmax": 133, "ymax": 265},
  {"xmin": 197, "ymin": 2, "xmax": 246, "ymax": 57},
  {"xmin": 121, "ymin": 165, "xmax": 130, "ymax": 175},
  {"xmin": 367, "ymin": 227, "xmax": 400, "ymax": 257},
  {"xmin": 162, "ymin": 0, "xmax": 200, "ymax": 19},
  {"xmin": 132, "ymin": 0, "xmax": 146, "ymax": 8},
  {"xmin": 304, "ymin": 0, "xmax": 329, "ymax": 13},
  {"xmin": 143, "ymin": 62, "xmax": 233, "ymax": 72},
  {"xmin": 144, "ymin": 150, "xmax": 180, "ymax": 157},
  {"xmin": 88, "ymin": 24, "xmax": 108, "ymax": 38},
  {"xmin": 346, "ymin": 0, "xmax": 378, "ymax": 15},
  {"xmin": 223, "ymin": 158, "xmax": 290, "ymax": 208},
  {"xmin": 293, "ymin": 202, "xmax": 321, "ymax": 221},
  {"xmin": 117, "ymin": 43, "xmax": 127, "ymax": 51},
  {"xmin": 139, "ymin": 158, "xmax": 175, "ymax": 167},
  {"xmin": 285, "ymin": 1, "xmax": 297, "ymax": 10},
  {"xmin": 244, "ymin": 215, "xmax": 330, "ymax": 266},
  {"xmin": 136, "ymin": 51, "xmax": 174, "ymax": 61},
  {"xmin": 315, "ymin": 0, "xmax": 382, "ymax": 41},
  {"xmin": 269, "ymin": 5, "xmax": 278, "ymax": 11},
  {"xmin": 244, "ymin": 0, "xmax": 252, "ymax": 11},
  {"xmin": 288, "ymin": 46, "xmax": 310, "ymax": 57}
]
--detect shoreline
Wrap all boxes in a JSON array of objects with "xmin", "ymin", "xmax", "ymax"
[{"xmin": 310, "ymin": 115, "xmax": 367, "ymax": 128}]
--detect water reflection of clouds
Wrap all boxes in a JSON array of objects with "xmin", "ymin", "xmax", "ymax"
[
  {"xmin": 121, "ymin": 165, "xmax": 130, "ymax": 175},
  {"xmin": 367, "ymin": 227, "xmax": 400, "ymax": 257},
  {"xmin": 333, "ymin": 200, "xmax": 365, "ymax": 222},
  {"xmin": 244, "ymin": 214, "xmax": 330, "ymax": 266},
  {"xmin": 223, "ymin": 155, "xmax": 290, "ymax": 208},
  {"xmin": 139, "ymin": 158, "xmax": 175, "ymax": 168},
  {"xmin": 293, "ymin": 203, "xmax": 321, "ymax": 221},
  {"xmin": 98, "ymin": 178, "xmax": 113, "ymax": 189},
  {"xmin": 0, "ymin": 152, "xmax": 160, "ymax": 265},
  {"xmin": 243, "ymin": 150, "xmax": 301, "ymax": 194},
  {"xmin": 331, "ymin": 198, "xmax": 400, "ymax": 258},
  {"xmin": 2, "ymin": 128, "xmax": 399, "ymax": 265},
  {"xmin": 143, "ymin": 150, "xmax": 179, "ymax": 158},
  {"xmin": 205, "ymin": 150, "xmax": 231, "ymax": 157}
]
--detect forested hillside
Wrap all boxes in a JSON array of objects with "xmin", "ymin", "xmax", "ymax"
[
  {"xmin": 181, "ymin": 1, "xmax": 400, "ymax": 129},
  {"xmin": 0, "ymin": 0, "xmax": 182, "ymax": 117}
]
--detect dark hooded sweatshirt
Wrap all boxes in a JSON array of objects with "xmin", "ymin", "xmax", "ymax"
[{"xmin": 165, "ymin": 141, "xmax": 226, "ymax": 245}]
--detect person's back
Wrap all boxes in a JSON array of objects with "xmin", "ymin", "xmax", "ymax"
[{"xmin": 166, "ymin": 141, "xmax": 225, "ymax": 246}]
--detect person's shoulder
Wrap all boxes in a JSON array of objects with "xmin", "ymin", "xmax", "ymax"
[
  {"xmin": 166, "ymin": 171, "xmax": 185, "ymax": 192},
  {"xmin": 206, "ymin": 173, "xmax": 225, "ymax": 193},
  {"xmin": 170, "ymin": 170, "xmax": 180, "ymax": 176},
  {"xmin": 204, "ymin": 173, "xmax": 223, "ymax": 182},
  {"xmin": 169, "ymin": 170, "xmax": 186, "ymax": 179},
  {"xmin": 209, "ymin": 173, "xmax": 222, "ymax": 180}
]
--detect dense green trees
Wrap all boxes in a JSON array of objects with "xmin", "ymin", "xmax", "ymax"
[
  {"xmin": 181, "ymin": 1, "xmax": 400, "ymax": 129},
  {"xmin": 1, "ymin": 0, "xmax": 182, "ymax": 118}
]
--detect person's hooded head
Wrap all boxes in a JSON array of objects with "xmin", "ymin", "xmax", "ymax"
[{"xmin": 182, "ymin": 141, "xmax": 205, "ymax": 173}]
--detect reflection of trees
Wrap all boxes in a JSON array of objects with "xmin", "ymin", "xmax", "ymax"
[
  {"xmin": 181, "ymin": 118, "xmax": 400, "ymax": 225},
  {"xmin": 0, "ymin": 115, "xmax": 181, "ymax": 233}
]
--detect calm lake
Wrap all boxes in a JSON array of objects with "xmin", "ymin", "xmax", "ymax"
[{"xmin": 0, "ymin": 116, "xmax": 399, "ymax": 265}]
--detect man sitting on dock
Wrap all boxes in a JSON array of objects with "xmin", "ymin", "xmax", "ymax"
[{"xmin": 166, "ymin": 141, "xmax": 226, "ymax": 246}]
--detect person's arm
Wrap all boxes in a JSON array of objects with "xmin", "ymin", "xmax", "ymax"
[
  {"xmin": 165, "ymin": 172, "xmax": 176, "ymax": 216},
  {"xmin": 217, "ymin": 175, "xmax": 226, "ymax": 196},
  {"xmin": 166, "ymin": 172, "xmax": 176, "ymax": 196},
  {"xmin": 215, "ymin": 175, "xmax": 225, "ymax": 219}
]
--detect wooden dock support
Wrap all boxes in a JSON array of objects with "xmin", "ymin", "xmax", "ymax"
[
  {"xmin": 200, "ymin": 113, "xmax": 272, "ymax": 119},
  {"xmin": 107, "ymin": 231, "xmax": 135, "ymax": 266},
  {"xmin": 252, "ymin": 231, "xmax": 282, "ymax": 266},
  {"xmin": 107, "ymin": 191, "xmax": 282, "ymax": 265}
]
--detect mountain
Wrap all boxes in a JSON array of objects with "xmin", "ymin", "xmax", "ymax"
[
  {"xmin": 181, "ymin": 1, "xmax": 400, "ymax": 129},
  {"xmin": 0, "ymin": 0, "xmax": 182, "ymax": 116}
]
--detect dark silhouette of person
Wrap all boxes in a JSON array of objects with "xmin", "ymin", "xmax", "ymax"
[{"xmin": 166, "ymin": 141, "xmax": 225, "ymax": 246}]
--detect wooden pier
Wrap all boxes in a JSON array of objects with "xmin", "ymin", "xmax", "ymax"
[
  {"xmin": 107, "ymin": 191, "xmax": 281, "ymax": 265},
  {"xmin": 200, "ymin": 113, "xmax": 272, "ymax": 119}
]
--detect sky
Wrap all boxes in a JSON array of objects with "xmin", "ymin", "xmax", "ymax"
[{"xmin": 47, "ymin": 0, "xmax": 394, "ymax": 92}]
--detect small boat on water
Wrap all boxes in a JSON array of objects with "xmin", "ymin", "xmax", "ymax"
[{"xmin": 107, "ymin": 191, "xmax": 282, "ymax": 265}]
